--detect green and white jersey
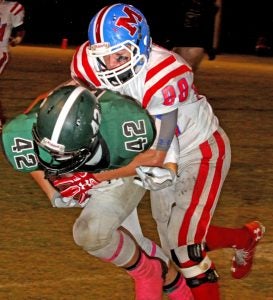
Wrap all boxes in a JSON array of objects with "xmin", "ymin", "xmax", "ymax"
[
  {"xmin": 2, "ymin": 111, "xmax": 39, "ymax": 172},
  {"xmin": 1, "ymin": 89, "xmax": 156, "ymax": 173}
]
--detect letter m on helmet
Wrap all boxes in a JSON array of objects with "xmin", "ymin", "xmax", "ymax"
[{"xmin": 116, "ymin": 6, "xmax": 143, "ymax": 36}]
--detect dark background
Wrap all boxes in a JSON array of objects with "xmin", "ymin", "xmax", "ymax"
[{"xmin": 19, "ymin": 0, "xmax": 273, "ymax": 55}]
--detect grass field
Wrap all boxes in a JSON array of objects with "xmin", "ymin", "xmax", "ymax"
[{"xmin": 0, "ymin": 46, "xmax": 273, "ymax": 300}]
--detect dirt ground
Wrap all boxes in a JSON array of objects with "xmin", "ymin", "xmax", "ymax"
[{"xmin": 0, "ymin": 46, "xmax": 273, "ymax": 300}]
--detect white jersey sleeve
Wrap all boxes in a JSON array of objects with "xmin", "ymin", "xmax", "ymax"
[
  {"xmin": 70, "ymin": 41, "xmax": 104, "ymax": 89},
  {"xmin": 115, "ymin": 45, "xmax": 194, "ymax": 116}
]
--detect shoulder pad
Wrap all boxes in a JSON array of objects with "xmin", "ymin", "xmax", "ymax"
[{"xmin": 1, "ymin": 112, "xmax": 39, "ymax": 172}]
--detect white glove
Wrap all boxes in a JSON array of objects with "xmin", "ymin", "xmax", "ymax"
[
  {"xmin": 50, "ymin": 192, "xmax": 89, "ymax": 208},
  {"xmin": 134, "ymin": 166, "xmax": 176, "ymax": 191}
]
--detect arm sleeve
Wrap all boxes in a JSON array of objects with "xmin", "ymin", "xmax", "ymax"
[
  {"xmin": 151, "ymin": 109, "xmax": 178, "ymax": 151},
  {"xmin": 164, "ymin": 136, "xmax": 179, "ymax": 164}
]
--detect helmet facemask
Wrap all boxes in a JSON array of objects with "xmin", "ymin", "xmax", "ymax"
[
  {"xmin": 32, "ymin": 125, "xmax": 101, "ymax": 177},
  {"xmin": 87, "ymin": 39, "xmax": 147, "ymax": 88}
]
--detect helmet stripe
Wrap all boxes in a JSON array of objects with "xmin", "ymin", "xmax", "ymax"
[
  {"xmin": 94, "ymin": 5, "xmax": 109, "ymax": 43},
  {"xmin": 51, "ymin": 86, "xmax": 86, "ymax": 143},
  {"xmin": 94, "ymin": 4, "xmax": 117, "ymax": 43}
]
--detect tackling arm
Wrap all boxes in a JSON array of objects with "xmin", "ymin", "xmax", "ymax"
[
  {"xmin": 94, "ymin": 148, "xmax": 167, "ymax": 181},
  {"xmin": 94, "ymin": 109, "xmax": 178, "ymax": 181},
  {"xmin": 134, "ymin": 136, "xmax": 179, "ymax": 190}
]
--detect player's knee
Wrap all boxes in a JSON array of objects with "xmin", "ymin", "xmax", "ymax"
[
  {"xmin": 73, "ymin": 217, "xmax": 91, "ymax": 248},
  {"xmin": 73, "ymin": 216, "xmax": 108, "ymax": 251},
  {"xmin": 171, "ymin": 243, "xmax": 219, "ymax": 287}
]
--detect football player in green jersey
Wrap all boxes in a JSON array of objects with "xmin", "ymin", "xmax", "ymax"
[{"xmin": 2, "ymin": 81, "xmax": 191, "ymax": 299}]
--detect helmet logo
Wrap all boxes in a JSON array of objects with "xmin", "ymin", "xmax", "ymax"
[
  {"xmin": 90, "ymin": 42, "xmax": 110, "ymax": 52},
  {"xmin": 116, "ymin": 6, "xmax": 143, "ymax": 36},
  {"xmin": 40, "ymin": 137, "xmax": 65, "ymax": 154}
]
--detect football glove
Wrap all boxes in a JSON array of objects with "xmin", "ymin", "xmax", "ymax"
[
  {"xmin": 50, "ymin": 192, "xmax": 86, "ymax": 208},
  {"xmin": 134, "ymin": 166, "xmax": 176, "ymax": 191},
  {"xmin": 53, "ymin": 172, "xmax": 100, "ymax": 204}
]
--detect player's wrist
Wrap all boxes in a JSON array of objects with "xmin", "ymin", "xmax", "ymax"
[
  {"xmin": 163, "ymin": 162, "xmax": 178, "ymax": 175},
  {"xmin": 50, "ymin": 191, "xmax": 79, "ymax": 208}
]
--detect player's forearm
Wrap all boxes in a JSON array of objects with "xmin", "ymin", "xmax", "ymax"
[
  {"xmin": 94, "ymin": 149, "xmax": 167, "ymax": 181},
  {"xmin": 30, "ymin": 170, "xmax": 56, "ymax": 201}
]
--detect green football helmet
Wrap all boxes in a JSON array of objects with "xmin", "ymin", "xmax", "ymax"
[{"xmin": 32, "ymin": 85, "xmax": 101, "ymax": 176}]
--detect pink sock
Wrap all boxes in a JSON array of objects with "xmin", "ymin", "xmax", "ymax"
[{"xmin": 165, "ymin": 273, "xmax": 194, "ymax": 300}]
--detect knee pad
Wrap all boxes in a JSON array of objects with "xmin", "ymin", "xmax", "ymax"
[
  {"xmin": 171, "ymin": 243, "xmax": 204, "ymax": 268},
  {"xmin": 185, "ymin": 268, "xmax": 219, "ymax": 288},
  {"xmin": 171, "ymin": 243, "xmax": 219, "ymax": 287}
]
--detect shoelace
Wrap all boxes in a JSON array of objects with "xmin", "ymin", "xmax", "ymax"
[{"xmin": 234, "ymin": 248, "xmax": 250, "ymax": 266}]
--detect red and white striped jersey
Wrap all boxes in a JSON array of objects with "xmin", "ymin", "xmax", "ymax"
[
  {"xmin": 0, "ymin": 1, "xmax": 24, "ymax": 51},
  {"xmin": 71, "ymin": 42, "xmax": 219, "ymax": 154}
]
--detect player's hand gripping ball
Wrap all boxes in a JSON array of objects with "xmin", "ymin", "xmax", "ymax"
[{"xmin": 53, "ymin": 172, "xmax": 100, "ymax": 204}]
